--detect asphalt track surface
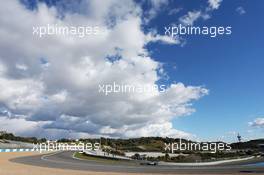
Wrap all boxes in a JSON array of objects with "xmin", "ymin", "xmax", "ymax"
[{"xmin": 10, "ymin": 151, "xmax": 264, "ymax": 174}]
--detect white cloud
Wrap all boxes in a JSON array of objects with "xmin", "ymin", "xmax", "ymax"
[
  {"xmin": 144, "ymin": 0, "xmax": 169, "ymax": 23},
  {"xmin": 178, "ymin": 0, "xmax": 223, "ymax": 27},
  {"xmin": 168, "ymin": 8, "xmax": 182, "ymax": 15},
  {"xmin": 15, "ymin": 64, "xmax": 28, "ymax": 71},
  {"xmin": 0, "ymin": 76, "xmax": 44, "ymax": 111},
  {"xmin": 236, "ymin": 6, "xmax": 246, "ymax": 15},
  {"xmin": 145, "ymin": 30, "xmax": 180, "ymax": 44},
  {"xmin": 249, "ymin": 118, "xmax": 264, "ymax": 127},
  {"xmin": 0, "ymin": 0, "xmax": 208, "ymax": 139},
  {"xmin": 0, "ymin": 116, "xmax": 42, "ymax": 136},
  {"xmin": 208, "ymin": 0, "xmax": 223, "ymax": 10},
  {"xmin": 179, "ymin": 11, "xmax": 202, "ymax": 26},
  {"xmin": 124, "ymin": 122, "xmax": 192, "ymax": 138}
]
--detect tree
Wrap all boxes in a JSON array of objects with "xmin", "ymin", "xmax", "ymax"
[
  {"xmin": 133, "ymin": 153, "xmax": 140, "ymax": 160},
  {"xmin": 165, "ymin": 153, "xmax": 170, "ymax": 161}
]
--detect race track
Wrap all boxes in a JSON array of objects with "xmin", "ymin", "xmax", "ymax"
[{"xmin": 10, "ymin": 151, "xmax": 264, "ymax": 174}]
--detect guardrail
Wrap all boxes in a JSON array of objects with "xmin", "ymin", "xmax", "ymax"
[{"xmin": 84, "ymin": 150, "xmax": 131, "ymax": 160}]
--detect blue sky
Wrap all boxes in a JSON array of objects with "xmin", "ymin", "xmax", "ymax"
[
  {"xmin": 0, "ymin": 0, "xmax": 263, "ymax": 141},
  {"xmin": 146, "ymin": 0, "xmax": 264, "ymax": 141}
]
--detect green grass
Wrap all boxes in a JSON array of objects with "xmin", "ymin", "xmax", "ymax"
[{"xmin": 73, "ymin": 152, "xmax": 138, "ymax": 166}]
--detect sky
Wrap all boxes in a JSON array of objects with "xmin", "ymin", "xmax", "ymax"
[{"xmin": 0, "ymin": 0, "xmax": 263, "ymax": 142}]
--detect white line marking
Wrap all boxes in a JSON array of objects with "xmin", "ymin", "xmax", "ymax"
[
  {"xmin": 71, "ymin": 152, "xmax": 85, "ymax": 161},
  {"xmin": 41, "ymin": 151, "xmax": 132, "ymax": 168},
  {"xmin": 41, "ymin": 151, "xmax": 63, "ymax": 161},
  {"xmin": 40, "ymin": 151, "xmax": 89, "ymax": 166}
]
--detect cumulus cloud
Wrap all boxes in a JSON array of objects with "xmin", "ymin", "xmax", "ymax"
[
  {"xmin": 208, "ymin": 0, "xmax": 223, "ymax": 10},
  {"xmin": 0, "ymin": 113, "xmax": 50, "ymax": 137},
  {"xmin": 249, "ymin": 118, "xmax": 264, "ymax": 127},
  {"xmin": 0, "ymin": 0, "xmax": 208, "ymax": 139}
]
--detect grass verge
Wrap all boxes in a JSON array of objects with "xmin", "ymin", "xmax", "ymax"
[{"xmin": 73, "ymin": 152, "xmax": 138, "ymax": 166}]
